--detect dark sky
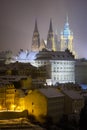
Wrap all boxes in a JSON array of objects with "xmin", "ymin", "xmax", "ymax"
[{"xmin": 0, "ymin": 0, "xmax": 87, "ymax": 58}]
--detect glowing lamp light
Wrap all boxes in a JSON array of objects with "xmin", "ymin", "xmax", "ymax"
[
  {"xmin": 11, "ymin": 104, "xmax": 16, "ymax": 111},
  {"xmin": 0, "ymin": 105, "xmax": 2, "ymax": 110},
  {"xmin": 16, "ymin": 106, "xmax": 23, "ymax": 111},
  {"xmin": 17, "ymin": 106, "xmax": 20, "ymax": 110}
]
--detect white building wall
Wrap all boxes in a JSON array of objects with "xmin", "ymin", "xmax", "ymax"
[
  {"xmin": 32, "ymin": 59, "xmax": 75, "ymax": 85},
  {"xmin": 50, "ymin": 60, "xmax": 75, "ymax": 85}
]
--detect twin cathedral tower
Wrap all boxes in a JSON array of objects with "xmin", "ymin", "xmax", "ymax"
[{"xmin": 31, "ymin": 17, "xmax": 76, "ymax": 57}]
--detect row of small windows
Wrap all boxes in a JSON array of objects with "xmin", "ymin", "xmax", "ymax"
[
  {"xmin": 52, "ymin": 55, "xmax": 71, "ymax": 58},
  {"xmin": 53, "ymin": 75, "xmax": 74, "ymax": 80},
  {"xmin": 53, "ymin": 67, "xmax": 74, "ymax": 71},
  {"xmin": 53, "ymin": 71, "xmax": 74, "ymax": 73},
  {"xmin": 36, "ymin": 61, "xmax": 74, "ymax": 65},
  {"xmin": 52, "ymin": 62, "xmax": 74, "ymax": 65},
  {"xmin": 36, "ymin": 61, "xmax": 47, "ymax": 64}
]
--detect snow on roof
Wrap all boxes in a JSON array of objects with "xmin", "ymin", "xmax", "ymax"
[
  {"xmin": 35, "ymin": 51, "xmax": 74, "ymax": 61},
  {"xmin": 15, "ymin": 51, "xmax": 39, "ymax": 61},
  {"xmin": 62, "ymin": 89, "xmax": 83, "ymax": 99},
  {"xmin": 39, "ymin": 87, "xmax": 64, "ymax": 98}
]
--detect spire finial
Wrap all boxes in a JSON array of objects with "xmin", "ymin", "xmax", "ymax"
[
  {"xmin": 66, "ymin": 14, "xmax": 69, "ymax": 23},
  {"xmin": 34, "ymin": 19, "xmax": 38, "ymax": 32},
  {"xmin": 49, "ymin": 18, "xmax": 53, "ymax": 32},
  {"xmin": 65, "ymin": 14, "xmax": 69, "ymax": 28}
]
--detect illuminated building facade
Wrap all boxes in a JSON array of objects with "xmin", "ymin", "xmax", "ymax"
[
  {"xmin": 11, "ymin": 18, "xmax": 76, "ymax": 85},
  {"xmin": 54, "ymin": 30, "xmax": 60, "ymax": 51},
  {"xmin": 35, "ymin": 50, "xmax": 75, "ymax": 85},
  {"xmin": 39, "ymin": 39, "xmax": 46, "ymax": 51},
  {"xmin": 60, "ymin": 16, "xmax": 77, "ymax": 58},
  {"xmin": 0, "ymin": 76, "xmax": 30, "ymax": 111},
  {"xmin": 60, "ymin": 16, "xmax": 73, "ymax": 52},
  {"xmin": 24, "ymin": 88, "xmax": 64, "ymax": 123},
  {"xmin": 13, "ymin": 51, "xmax": 75, "ymax": 85},
  {"xmin": 31, "ymin": 18, "xmax": 76, "ymax": 56},
  {"xmin": 0, "ymin": 84, "xmax": 15, "ymax": 111},
  {"xmin": 31, "ymin": 19, "xmax": 56, "ymax": 52},
  {"xmin": 0, "ymin": 83, "xmax": 22, "ymax": 111}
]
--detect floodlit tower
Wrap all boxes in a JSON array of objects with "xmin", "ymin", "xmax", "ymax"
[
  {"xmin": 60, "ymin": 16, "xmax": 73, "ymax": 52},
  {"xmin": 31, "ymin": 19, "xmax": 40, "ymax": 51},
  {"xmin": 39, "ymin": 39, "xmax": 46, "ymax": 51},
  {"xmin": 54, "ymin": 29, "xmax": 60, "ymax": 51},
  {"xmin": 47, "ymin": 19, "xmax": 56, "ymax": 51}
]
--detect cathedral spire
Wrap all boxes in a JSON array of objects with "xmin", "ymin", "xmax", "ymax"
[
  {"xmin": 31, "ymin": 19, "xmax": 40, "ymax": 51},
  {"xmin": 64, "ymin": 15, "xmax": 70, "ymax": 31},
  {"xmin": 49, "ymin": 18, "xmax": 53, "ymax": 33},
  {"xmin": 66, "ymin": 15, "xmax": 69, "ymax": 24},
  {"xmin": 60, "ymin": 16, "xmax": 74, "ymax": 54},
  {"xmin": 62, "ymin": 15, "xmax": 71, "ymax": 39},
  {"xmin": 34, "ymin": 19, "xmax": 38, "ymax": 32},
  {"xmin": 46, "ymin": 19, "xmax": 56, "ymax": 51}
]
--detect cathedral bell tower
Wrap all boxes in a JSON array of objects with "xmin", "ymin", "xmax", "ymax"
[
  {"xmin": 47, "ymin": 19, "xmax": 56, "ymax": 51},
  {"xmin": 60, "ymin": 16, "xmax": 73, "ymax": 52},
  {"xmin": 31, "ymin": 19, "xmax": 40, "ymax": 51}
]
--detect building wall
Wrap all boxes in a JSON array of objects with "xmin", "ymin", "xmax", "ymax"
[
  {"xmin": 0, "ymin": 84, "xmax": 24, "ymax": 111},
  {"xmin": 64, "ymin": 95, "xmax": 84, "ymax": 115},
  {"xmin": 60, "ymin": 35, "xmax": 73, "ymax": 52},
  {"xmin": 51, "ymin": 60, "xmax": 75, "ymax": 85},
  {"xmin": 64, "ymin": 95, "xmax": 72, "ymax": 114},
  {"xmin": 0, "ymin": 84, "xmax": 16, "ymax": 110},
  {"xmin": 47, "ymin": 97, "xmax": 64, "ymax": 122},
  {"xmin": 24, "ymin": 89, "xmax": 47, "ymax": 122},
  {"xmin": 24, "ymin": 89, "xmax": 64, "ymax": 123},
  {"xmin": 75, "ymin": 61, "xmax": 87, "ymax": 84},
  {"xmin": 20, "ymin": 76, "xmax": 32, "ymax": 89}
]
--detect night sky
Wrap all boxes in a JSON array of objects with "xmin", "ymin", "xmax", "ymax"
[{"xmin": 0, "ymin": 0, "xmax": 87, "ymax": 58}]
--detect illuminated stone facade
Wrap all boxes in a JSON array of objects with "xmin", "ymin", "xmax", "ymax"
[
  {"xmin": 60, "ymin": 17, "xmax": 73, "ymax": 52},
  {"xmin": 0, "ymin": 84, "xmax": 17, "ymax": 111},
  {"xmin": 0, "ymin": 84, "xmax": 15, "ymax": 111},
  {"xmin": 31, "ymin": 20, "xmax": 40, "ymax": 51},
  {"xmin": 12, "ymin": 49, "xmax": 75, "ymax": 85},
  {"xmin": 31, "ymin": 19, "xmax": 56, "ymax": 52},
  {"xmin": 10, "ymin": 18, "xmax": 76, "ymax": 85},
  {"xmin": 0, "ymin": 76, "xmax": 28, "ymax": 111},
  {"xmin": 47, "ymin": 19, "xmax": 56, "ymax": 51},
  {"xmin": 31, "ymin": 18, "xmax": 76, "ymax": 57},
  {"xmin": 35, "ymin": 50, "xmax": 75, "ymax": 85},
  {"xmin": 24, "ymin": 88, "xmax": 64, "ymax": 123},
  {"xmin": 60, "ymin": 17, "xmax": 77, "ymax": 58}
]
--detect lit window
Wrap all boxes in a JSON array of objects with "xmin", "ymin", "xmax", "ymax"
[
  {"xmin": 32, "ymin": 102, "xmax": 34, "ymax": 105},
  {"xmin": 54, "ymin": 77, "xmax": 56, "ymax": 80}
]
